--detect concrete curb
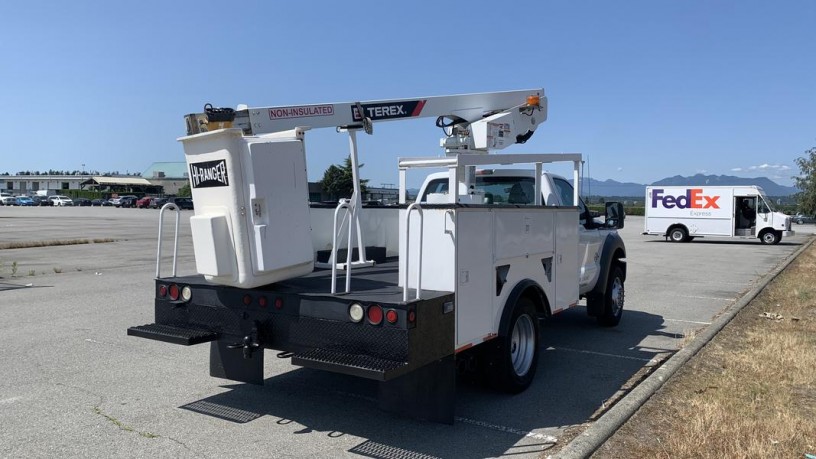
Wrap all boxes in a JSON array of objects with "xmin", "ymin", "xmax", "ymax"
[{"xmin": 556, "ymin": 236, "xmax": 816, "ymax": 459}]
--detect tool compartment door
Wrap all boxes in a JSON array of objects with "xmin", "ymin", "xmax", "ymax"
[{"xmin": 455, "ymin": 209, "xmax": 494, "ymax": 347}]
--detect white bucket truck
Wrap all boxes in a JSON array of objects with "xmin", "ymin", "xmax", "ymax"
[
  {"xmin": 644, "ymin": 185, "xmax": 793, "ymax": 244},
  {"xmin": 128, "ymin": 89, "xmax": 627, "ymax": 423}
]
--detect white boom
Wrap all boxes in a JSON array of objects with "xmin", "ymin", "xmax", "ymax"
[{"xmin": 181, "ymin": 89, "xmax": 549, "ymax": 283}]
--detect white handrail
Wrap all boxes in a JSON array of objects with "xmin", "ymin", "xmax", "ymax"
[
  {"xmin": 330, "ymin": 199, "xmax": 351, "ymax": 294},
  {"xmin": 403, "ymin": 203, "xmax": 424, "ymax": 302},
  {"xmin": 156, "ymin": 203, "xmax": 181, "ymax": 278}
]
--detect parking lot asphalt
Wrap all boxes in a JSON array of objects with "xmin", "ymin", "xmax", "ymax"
[{"xmin": 1, "ymin": 207, "xmax": 813, "ymax": 458}]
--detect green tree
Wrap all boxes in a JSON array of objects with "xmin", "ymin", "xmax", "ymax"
[
  {"xmin": 177, "ymin": 183, "xmax": 192, "ymax": 197},
  {"xmin": 794, "ymin": 147, "xmax": 816, "ymax": 215},
  {"xmin": 319, "ymin": 156, "xmax": 368, "ymax": 200}
]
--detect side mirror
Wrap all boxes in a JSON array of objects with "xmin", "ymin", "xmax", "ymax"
[{"xmin": 605, "ymin": 202, "xmax": 625, "ymax": 229}]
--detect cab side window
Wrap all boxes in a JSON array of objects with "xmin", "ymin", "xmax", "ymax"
[
  {"xmin": 419, "ymin": 179, "xmax": 448, "ymax": 202},
  {"xmin": 552, "ymin": 177, "xmax": 591, "ymax": 227}
]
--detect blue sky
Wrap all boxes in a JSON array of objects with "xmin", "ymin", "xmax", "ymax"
[{"xmin": 1, "ymin": 1, "xmax": 814, "ymax": 187}]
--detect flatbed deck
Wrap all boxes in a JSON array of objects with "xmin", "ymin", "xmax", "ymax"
[{"xmin": 166, "ymin": 259, "xmax": 452, "ymax": 305}]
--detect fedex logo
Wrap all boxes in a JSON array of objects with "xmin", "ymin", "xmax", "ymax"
[{"xmin": 651, "ymin": 188, "xmax": 720, "ymax": 209}]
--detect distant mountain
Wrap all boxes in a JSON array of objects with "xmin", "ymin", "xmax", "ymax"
[
  {"xmin": 577, "ymin": 178, "xmax": 646, "ymax": 198},
  {"xmin": 651, "ymin": 174, "xmax": 798, "ymax": 196},
  {"xmin": 573, "ymin": 174, "xmax": 797, "ymax": 197}
]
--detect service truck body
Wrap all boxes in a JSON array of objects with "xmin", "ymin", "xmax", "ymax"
[
  {"xmin": 644, "ymin": 185, "xmax": 793, "ymax": 244},
  {"xmin": 128, "ymin": 90, "xmax": 627, "ymax": 423}
]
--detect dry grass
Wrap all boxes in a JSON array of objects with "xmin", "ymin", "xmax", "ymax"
[
  {"xmin": 0, "ymin": 238, "xmax": 116, "ymax": 250},
  {"xmin": 595, "ymin": 242, "xmax": 816, "ymax": 459}
]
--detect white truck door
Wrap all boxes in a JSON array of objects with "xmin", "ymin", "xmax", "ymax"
[{"xmin": 550, "ymin": 177, "xmax": 601, "ymax": 291}]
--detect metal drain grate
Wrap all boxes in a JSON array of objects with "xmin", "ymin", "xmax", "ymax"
[
  {"xmin": 180, "ymin": 400, "xmax": 262, "ymax": 423},
  {"xmin": 349, "ymin": 440, "xmax": 441, "ymax": 459}
]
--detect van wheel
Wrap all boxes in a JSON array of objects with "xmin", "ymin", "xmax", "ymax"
[
  {"xmin": 597, "ymin": 265, "xmax": 624, "ymax": 327},
  {"xmin": 760, "ymin": 230, "xmax": 779, "ymax": 245},
  {"xmin": 669, "ymin": 227, "xmax": 687, "ymax": 242},
  {"xmin": 485, "ymin": 296, "xmax": 539, "ymax": 394}
]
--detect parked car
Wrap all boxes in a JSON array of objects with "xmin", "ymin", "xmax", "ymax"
[
  {"xmin": 112, "ymin": 195, "xmax": 138, "ymax": 208},
  {"xmin": 32, "ymin": 196, "xmax": 53, "ymax": 206},
  {"xmin": 49, "ymin": 195, "xmax": 74, "ymax": 206},
  {"xmin": 793, "ymin": 213, "xmax": 815, "ymax": 224},
  {"xmin": 119, "ymin": 196, "xmax": 139, "ymax": 208},
  {"xmin": 0, "ymin": 196, "xmax": 17, "ymax": 206},
  {"xmin": 15, "ymin": 196, "xmax": 36, "ymax": 206},
  {"xmin": 167, "ymin": 197, "xmax": 194, "ymax": 210},
  {"xmin": 74, "ymin": 198, "xmax": 92, "ymax": 207},
  {"xmin": 136, "ymin": 196, "xmax": 153, "ymax": 209},
  {"xmin": 91, "ymin": 198, "xmax": 106, "ymax": 206},
  {"xmin": 149, "ymin": 197, "xmax": 168, "ymax": 209}
]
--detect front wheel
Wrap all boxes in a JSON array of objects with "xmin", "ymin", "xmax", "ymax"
[
  {"xmin": 485, "ymin": 296, "xmax": 540, "ymax": 394},
  {"xmin": 597, "ymin": 265, "xmax": 625, "ymax": 327},
  {"xmin": 760, "ymin": 230, "xmax": 779, "ymax": 245}
]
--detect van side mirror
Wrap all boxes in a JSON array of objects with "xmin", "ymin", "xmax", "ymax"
[{"xmin": 605, "ymin": 202, "xmax": 625, "ymax": 229}]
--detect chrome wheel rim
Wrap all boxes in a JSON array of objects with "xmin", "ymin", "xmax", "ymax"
[
  {"xmin": 671, "ymin": 230, "xmax": 683, "ymax": 241},
  {"xmin": 763, "ymin": 232, "xmax": 775, "ymax": 243},
  {"xmin": 510, "ymin": 314, "xmax": 535, "ymax": 376}
]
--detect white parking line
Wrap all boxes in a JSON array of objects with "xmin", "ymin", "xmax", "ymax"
[
  {"xmin": 455, "ymin": 417, "xmax": 558, "ymax": 443},
  {"xmin": 663, "ymin": 318, "xmax": 712, "ymax": 325},
  {"xmin": 680, "ymin": 295, "xmax": 735, "ymax": 301},
  {"xmin": 549, "ymin": 346, "xmax": 654, "ymax": 362}
]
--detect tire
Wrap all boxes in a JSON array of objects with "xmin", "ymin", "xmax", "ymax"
[
  {"xmin": 797, "ymin": 219, "xmax": 803, "ymax": 225},
  {"xmin": 669, "ymin": 227, "xmax": 687, "ymax": 242},
  {"xmin": 597, "ymin": 265, "xmax": 625, "ymax": 327},
  {"xmin": 760, "ymin": 230, "xmax": 779, "ymax": 245},
  {"xmin": 485, "ymin": 296, "xmax": 540, "ymax": 394}
]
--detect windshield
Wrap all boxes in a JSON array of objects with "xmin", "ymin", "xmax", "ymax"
[
  {"xmin": 758, "ymin": 193, "xmax": 774, "ymax": 212},
  {"xmin": 420, "ymin": 176, "xmax": 536, "ymax": 204}
]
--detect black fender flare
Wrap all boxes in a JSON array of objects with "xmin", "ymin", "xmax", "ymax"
[
  {"xmin": 497, "ymin": 279, "xmax": 548, "ymax": 337},
  {"xmin": 590, "ymin": 232, "xmax": 627, "ymax": 300}
]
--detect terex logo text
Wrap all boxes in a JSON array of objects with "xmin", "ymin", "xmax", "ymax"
[{"xmin": 651, "ymin": 188, "xmax": 720, "ymax": 209}]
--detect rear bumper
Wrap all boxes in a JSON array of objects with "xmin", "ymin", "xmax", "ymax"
[{"xmin": 128, "ymin": 276, "xmax": 455, "ymax": 382}]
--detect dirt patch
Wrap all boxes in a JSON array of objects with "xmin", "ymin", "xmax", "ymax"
[{"xmin": 592, "ymin": 243, "xmax": 816, "ymax": 458}]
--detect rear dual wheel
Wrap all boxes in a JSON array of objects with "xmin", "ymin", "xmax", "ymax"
[
  {"xmin": 669, "ymin": 227, "xmax": 688, "ymax": 242},
  {"xmin": 485, "ymin": 296, "xmax": 540, "ymax": 394}
]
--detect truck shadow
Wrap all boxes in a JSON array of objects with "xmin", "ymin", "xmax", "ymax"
[{"xmin": 178, "ymin": 308, "xmax": 668, "ymax": 458}]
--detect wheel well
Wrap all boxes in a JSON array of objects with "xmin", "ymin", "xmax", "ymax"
[
  {"xmin": 612, "ymin": 248, "xmax": 627, "ymax": 281},
  {"xmin": 521, "ymin": 286, "xmax": 551, "ymax": 319}
]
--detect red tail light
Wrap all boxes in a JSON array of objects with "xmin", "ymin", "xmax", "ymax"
[
  {"xmin": 168, "ymin": 284, "xmax": 179, "ymax": 301},
  {"xmin": 408, "ymin": 310, "xmax": 416, "ymax": 324},
  {"xmin": 243, "ymin": 294, "xmax": 252, "ymax": 305},
  {"xmin": 274, "ymin": 297, "xmax": 283, "ymax": 309},
  {"xmin": 158, "ymin": 285, "xmax": 167, "ymax": 297},
  {"xmin": 367, "ymin": 304, "xmax": 383, "ymax": 325},
  {"xmin": 386, "ymin": 309, "xmax": 398, "ymax": 324},
  {"xmin": 258, "ymin": 296, "xmax": 268, "ymax": 308}
]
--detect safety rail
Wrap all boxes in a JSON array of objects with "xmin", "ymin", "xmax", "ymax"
[
  {"xmin": 403, "ymin": 203, "xmax": 424, "ymax": 302},
  {"xmin": 156, "ymin": 203, "xmax": 181, "ymax": 278},
  {"xmin": 330, "ymin": 199, "xmax": 352, "ymax": 294}
]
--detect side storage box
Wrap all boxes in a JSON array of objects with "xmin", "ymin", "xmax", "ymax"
[{"xmin": 180, "ymin": 128, "xmax": 314, "ymax": 288}]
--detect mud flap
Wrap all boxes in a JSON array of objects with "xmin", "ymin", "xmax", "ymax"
[
  {"xmin": 377, "ymin": 354, "xmax": 455, "ymax": 424},
  {"xmin": 209, "ymin": 341, "xmax": 264, "ymax": 385}
]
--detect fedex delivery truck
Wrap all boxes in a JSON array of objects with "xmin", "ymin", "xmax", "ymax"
[{"xmin": 644, "ymin": 186, "xmax": 793, "ymax": 244}]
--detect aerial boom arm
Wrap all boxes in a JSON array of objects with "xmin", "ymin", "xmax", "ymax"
[{"xmin": 187, "ymin": 89, "xmax": 546, "ymax": 142}]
